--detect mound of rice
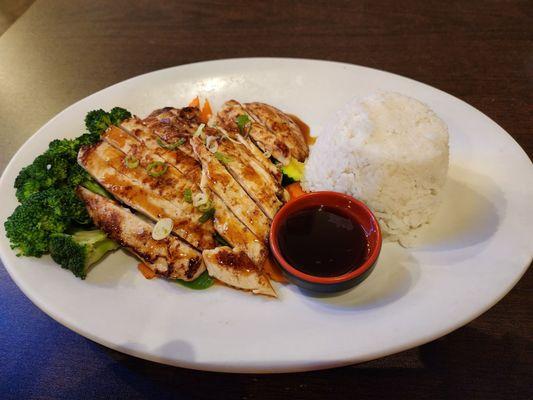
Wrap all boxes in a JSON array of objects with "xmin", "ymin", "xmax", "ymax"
[{"xmin": 302, "ymin": 92, "xmax": 449, "ymax": 245}]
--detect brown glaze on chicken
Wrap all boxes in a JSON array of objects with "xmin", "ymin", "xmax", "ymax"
[
  {"xmin": 203, "ymin": 128, "xmax": 283, "ymax": 219},
  {"xmin": 217, "ymin": 100, "xmax": 291, "ymax": 165},
  {"xmin": 78, "ymin": 143, "xmax": 215, "ymax": 250},
  {"xmin": 202, "ymin": 247, "xmax": 276, "ymax": 297},
  {"xmin": 119, "ymin": 119, "xmax": 201, "ymax": 182},
  {"xmin": 141, "ymin": 107, "xmax": 200, "ymax": 158},
  {"xmin": 191, "ymin": 136, "xmax": 270, "ymax": 243},
  {"xmin": 199, "ymin": 172, "xmax": 267, "ymax": 266},
  {"xmin": 77, "ymin": 187, "xmax": 205, "ymax": 281},
  {"xmin": 244, "ymin": 102, "xmax": 309, "ymax": 162}
]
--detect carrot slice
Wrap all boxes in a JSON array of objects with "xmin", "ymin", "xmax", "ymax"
[
  {"xmin": 286, "ymin": 182, "xmax": 305, "ymax": 200},
  {"xmin": 138, "ymin": 263, "xmax": 156, "ymax": 279},
  {"xmin": 188, "ymin": 96, "xmax": 200, "ymax": 108},
  {"xmin": 200, "ymin": 99, "xmax": 212, "ymax": 124}
]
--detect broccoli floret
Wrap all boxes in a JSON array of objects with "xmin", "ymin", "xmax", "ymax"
[
  {"xmin": 4, "ymin": 189, "xmax": 80, "ymax": 257},
  {"xmin": 109, "ymin": 107, "xmax": 132, "ymax": 125},
  {"xmin": 13, "ymin": 134, "xmax": 109, "ymax": 203},
  {"xmin": 49, "ymin": 230, "xmax": 119, "ymax": 279},
  {"xmin": 85, "ymin": 107, "xmax": 131, "ymax": 136},
  {"xmin": 85, "ymin": 109, "xmax": 112, "ymax": 136},
  {"xmin": 14, "ymin": 138, "xmax": 82, "ymax": 202},
  {"xmin": 7, "ymin": 106, "xmax": 130, "ymax": 261}
]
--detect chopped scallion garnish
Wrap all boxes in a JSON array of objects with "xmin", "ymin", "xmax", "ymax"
[{"xmin": 146, "ymin": 161, "xmax": 168, "ymax": 177}]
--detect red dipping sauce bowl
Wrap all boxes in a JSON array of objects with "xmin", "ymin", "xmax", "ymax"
[{"xmin": 270, "ymin": 191, "xmax": 382, "ymax": 293}]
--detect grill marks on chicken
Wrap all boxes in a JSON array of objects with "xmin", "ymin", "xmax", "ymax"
[
  {"xmin": 77, "ymin": 101, "xmax": 305, "ymax": 297},
  {"xmin": 244, "ymin": 102, "xmax": 309, "ymax": 162},
  {"xmin": 119, "ymin": 119, "xmax": 200, "ymax": 182},
  {"xmin": 191, "ymin": 136, "xmax": 271, "ymax": 243},
  {"xmin": 216, "ymin": 100, "xmax": 308, "ymax": 165},
  {"xmin": 203, "ymin": 247, "xmax": 276, "ymax": 297},
  {"xmin": 77, "ymin": 187, "xmax": 204, "ymax": 281},
  {"xmin": 204, "ymin": 129, "xmax": 283, "ymax": 220},
  {"xmin": 78, "ymin": 142, "xmax": 215, "ymax": 250},
  {"xmin": 200, "ymin": 171, "xmax": 267, "ymax": 266}
]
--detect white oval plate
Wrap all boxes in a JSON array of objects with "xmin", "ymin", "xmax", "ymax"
[{"xmin": 1, "ymin": 58, "xmax": 531, "ymax": 373}]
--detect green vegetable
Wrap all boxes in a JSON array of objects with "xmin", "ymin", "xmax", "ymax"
[
  {"xmin": 124, "ymin": 155, "xmax": 139, "ymax": 169},
  {"xmin": 236, "ymin": 114, "xmax": 251, "ymax": 135},
  {"xmin": 281, "ymin": 174, "xmax": 296, "ymax": 187},
  {"xmin": 157, "ymin": 137, "xmax": 186, "ymax": 150},
  {"xmin": 281, "ymin": 158, "xmax": 305, "ymax": 182},
  {"xmin": 214, "ymin": 152, "xmax": 233, "ymax": 164},
  {"xmin": 176, "ymin": 271, "xmax": 215, "ymax": 290},
  {"xmin": 14, "ymin": 138, "xmax": 93, "ymax": 202},
  {"xmin": 183, "ymin": 188, "xmax": 193, "ymax": 203},
  {"xmin": 146, "ymin": 161, "xmax": 168, "ymax": 177},
  {"xmin": 6, "ymin": 106, "xmax": 130, "ymax": 269},
  {"xmin": 4, "ymin": 188, "xmax": 90, "ymax": 257},
  {"xmin": 81, "ymin": 180, "xmax": 112, "ymax": 199},
  {"xmin": 198, "ymin": 207, "xmax": 215, "ymax": 223},
  {"xmin": 196, "ymin": 200, "xmax": 213, "ymax": 213},
  {"xmin": 49, "ymin": 230, "xmax": 119, "ymax": 279},
  {"xmin": 213, "ymin": 232, "xmax": 230, "ymax": 247},
  {"xmin": 85, "ymin": 107, "xmax": 131, "ymax": 136}
]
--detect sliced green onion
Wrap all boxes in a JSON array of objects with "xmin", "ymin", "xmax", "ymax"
[
  {"xmin": 157, "ymin": 136, "xmax": 186, "ymax": 150},
  {"xmin": 152, "ymin": 218, "xmax": 173, "ymax": 240},
  {"xmin": 196, "ymin": 200, "xmax": 213, "ymax": 213},
  {"xmin": 176, "ymin": 271, "xmax": 215, "ymax": 290},
  {"xmin": 124, "ymin": 155, "xmax": 139, "ymax": 169},
  {"xmin": 236, "ymin": 114, "xmax": 250, "ymax": 135},
  {"xmin": 214, "ymin": 152, "xmax": 233, "ymax": 164},
  {"xmin": 198, "ymin": 207, "xmax": 215, "ymax": 223},
  {"xmin": 183, "ymin": 188, "xmax": 193, "ymax": 203},
  {"xmin": 193, "ymin": 123, "xmax": 206, "ymax": 138},
  {"xmin": 146, "ymin": 161, "xmax": 168, "ymax": 177}
]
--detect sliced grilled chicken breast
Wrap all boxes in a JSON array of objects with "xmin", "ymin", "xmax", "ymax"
[
  {"xmin": 214, "ymin": 128, "xmax": 284, "ymax": 197},
  {"xmin": 199, "ymin": 170, "xmax": 267, "ymax": 266},
  {"xmin": 90, "ymin": 140, "xmax": 210, "ymax": 227},
  {"xmin": 217, "ymin": 99, "xmax": 291, "ymax": 165},
  {"xmin": 141, "ymin": 106, "xmax": 200, "ymax": 158},
  {"xmin": 78, "ymin": 143, "xmax": 215, "ymax": 250},
  {"xmin": 234, "ymin": 132, "xmax": 283, "ymax": 184},
  {"xmin": 77, "ymin": 187, "xmax": 204, "ymax": 280},
  {"xmin": 203, "ymin": 247, "xmax": 276, "ymax": 297},
  {"xmin": 119, "ymin": 119, "xmax": 200, "ymax": 182},
  {"xmin": 190, "ymin": 136, "xmax": 270, "ymax": 243},
  {"xmin": 204, "ymin": 129, "xmax": 283, "ymax": 219},
  {"xmin": 244, "ymin": 102, "xmax": 309, "ymax": 162}
]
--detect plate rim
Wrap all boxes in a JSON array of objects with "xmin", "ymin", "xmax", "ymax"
[{"xmin": 1, "ymin": 57, "xmax": 531, "ymax": 373}]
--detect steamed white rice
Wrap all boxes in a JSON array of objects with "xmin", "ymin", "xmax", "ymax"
[{"xmin": 302, "ymin": 92, "xmax": 449, "ymax": 245}]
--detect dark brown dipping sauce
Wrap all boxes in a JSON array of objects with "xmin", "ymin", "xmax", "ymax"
[
  {"xmin": 278, "ymin": 206, "xmax": 368, "ymax": 277},
  {"xmin": 287, "ymin": 114, "xmax": 316, "ymax": 146}
]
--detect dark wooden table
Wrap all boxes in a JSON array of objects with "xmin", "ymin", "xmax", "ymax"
[{"xmin": 0, "ymin": 1, "xmax": 531, "ymax": 399}]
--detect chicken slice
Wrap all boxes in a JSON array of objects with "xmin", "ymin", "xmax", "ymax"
[
  {"xmin": 234, "ymin": 132, "xmax": 283, "ymax": 184},
  {"xmin": 199, "ymin": 170, "xmax": 267, "ymax": 266},
  {"xmin": 78, "ymin": 143, "xmax": 215, "ymax": 250},
  {"xmin": 90, "ymin": 140, "xmax": 210, "ymax": 229},
  {"xmin": 190, "ymin": 136, "xmax": 270, "ymax": 243},
  {"xmin": 141, "ymin": 106, "xmax": 200, "ymax": 158},
  {"xmin": 214, "ymin": 127, "xmax": 284, "ymax": 197},
  {"xmin": 77, "ymin": 187, "xmax": 204, "ymax": 281},
  {"xmin": 244, "ymin": 102, "xmax": 309, "ymax": 162},
  {"xmin": 204, "ymin": 128, "xmax": 283, "ymax": 219},
  {"xmin": 119, "ymin": 119, "xmax": 201, "ymax": 182},
  {"xmin": 203, "ymin": 247, "xmax": 276, "ymax": 297},
  {"xmin": 217, "ymin": 99, "xmax": 291, "ymax": 165}
]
